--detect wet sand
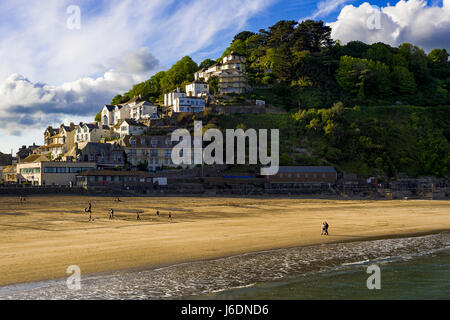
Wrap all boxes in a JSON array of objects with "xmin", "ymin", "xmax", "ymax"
[{"xmin": 0, "ymin": 195, "xmax": 449, "ymax": 287}]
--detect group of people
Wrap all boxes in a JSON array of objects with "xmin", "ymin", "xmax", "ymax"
[
  {"xmin": 18, "ymin": 196, "xmax": 27, "ymax": 203},
  {"xmin": 321, "ymin": 221, "xmax": 329, "ymax": 236},
  {"xmin": 84, "ymin": 201, "xmax": 173, "ymax": 222}
]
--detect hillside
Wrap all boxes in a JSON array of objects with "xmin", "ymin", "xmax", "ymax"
[
  {"xmin": 108, "ymin": 19, "xmax": 450, "ymax": 108},
  {"xmin": 102, "ymin": 19, "xmax": 450, "ymax": 178},
  {"xmin": 190, "ymin": 104, "xmax": 449, "ymax": 178}
]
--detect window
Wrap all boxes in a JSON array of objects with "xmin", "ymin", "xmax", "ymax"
[
  {"xmin": 57, "ymin": 167, "xmax": 67, "ymax": 173},
  {"xmin": 130, "ymin": 139, "xmax": 136, "ymax": 146},
  {"xmin": 20, "ymin": 168, "xmax": 40, "ymax": 174},
  {"xmin": 69, "ymin": 167, "xmax": 82, "ymax": 173},
  {"xmin": 121, "ymin": 126, "xmax": 127, "ymax": 132},
  {"xmin": 44, "ymin": 167, "xmax": 57, "ymax": 173}
]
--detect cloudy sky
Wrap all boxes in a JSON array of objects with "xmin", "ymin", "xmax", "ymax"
[{"xmin": 0, "ymin": 0, "xmax": 449, "ymax": 154}]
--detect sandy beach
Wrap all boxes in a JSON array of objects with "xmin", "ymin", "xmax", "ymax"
[{"xmin": 0, "ymin": 195, "xmax": 449, "ymax": 287}]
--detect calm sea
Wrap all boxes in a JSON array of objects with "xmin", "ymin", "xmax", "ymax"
[{"xmin": 1, "ymin": 232, "xmax": 449, "ymax": 300}]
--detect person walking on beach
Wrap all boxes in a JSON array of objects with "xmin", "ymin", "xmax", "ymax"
[
  {"xmin": 136, "ymin": 211, "xmax": 141, "ymax": 221},
  {"xmin": 321, "ymin": 222, "xmax": 326, "ymax": 235},
  {"xmin": 324, "ymin": 221, "xmax": 329, "ymax": 235},
  {"xmin": 109, "ymin": 208, "xmax": 114, "ymax": 220},
  {"xmin": 88, "ymin": 201, "xmax": 92, "ymax": 211},
  {"xmin": 156, "ymin": 210, "xmax": 160, "ymax": 217},
  {"xmin": 168, "ymin": 212, "xmax": 172, "ymax": 222}
]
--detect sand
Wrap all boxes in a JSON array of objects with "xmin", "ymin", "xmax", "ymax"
[{"xmin": 0, "ymin": 195, "xmax": 449, "ymax": 287}]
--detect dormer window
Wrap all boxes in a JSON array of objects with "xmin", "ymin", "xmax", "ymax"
[{"xmin": 130, "ymin": 139, "xmax": 136, "ymax": 146}]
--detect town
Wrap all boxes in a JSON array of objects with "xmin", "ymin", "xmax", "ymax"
[{"xmin": 0, "ymin": 51, "xmax": 448, "ymax": 200}]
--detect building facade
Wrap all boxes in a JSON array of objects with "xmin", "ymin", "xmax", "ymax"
[
  {"xmin": 163, "ymin": 88, "xmax": 186, "ymax": 107},
  {"xmin": 113, "ymin": 119, "xmax": 147, "ymax": 137},
  {"xmin": 194, "ymin": 52, "xmax": 249, "ymax": 94},
  {"xmin": 16, "ymin": 161, "xmax": 97, "ymax": 186},
  {"xmin": 186, "ymin": 80, "xmax": 209, "ymax": 97},
  {"xmin": 267, "ymin": 166, "xmax": 337, "ymax": 184},
  {"xmin": 173, "ymin": 97, "xmax": 206, "ymax": 113},
  {"xmin": 116, "ymin": 135, "xmax": 178, "ymax": 170},
  {"xmin": 74, "ymin": 123, "xmax": 111, "ymax": 143},
  {"xmin": 76, "ymin": 170, "xmax": 154, "ymax": 190},
  {"xmin": 102, "ymin": 96, "xmax": 159, "ymax": 127}
]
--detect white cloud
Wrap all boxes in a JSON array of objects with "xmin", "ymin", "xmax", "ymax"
[
  {"xmin": 0, "ymin": 0, "xmax": 274, "ymax": 151},
  {"xmin": 328, "ymin": 0, "xmax": 450, "ymax": 52},
  {"xmin": 303, "ymin": 0, "xmax": 353, "ymax": 20},
  {"xmin": 0, "ymin": 47, "xmax": 158, "ymax": 135}
]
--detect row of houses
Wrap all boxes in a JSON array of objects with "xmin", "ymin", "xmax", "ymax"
[{"xmin": 2, "ymin": 157, "xmax": 338, "ymax": 189}]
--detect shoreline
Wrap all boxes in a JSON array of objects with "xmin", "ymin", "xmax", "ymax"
[
  {"xmin": 1, "ymin": 196, "xmax": 449, "ymax": 287},
  {"xmin": 1, "ymin": 228, "xmax": 449, "ymax": 291}
]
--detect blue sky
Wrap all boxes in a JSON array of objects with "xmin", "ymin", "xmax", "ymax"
[{"xmin": 0, "ymin": 0, "xmax": 449, "ymax": 154}]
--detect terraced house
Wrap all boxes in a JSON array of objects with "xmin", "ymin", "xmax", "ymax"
[
  {"xmin": 74, "ymin": 123, "xmax": 111, "ymax": 143},
  {"xmin": 38, "ymin": 123, "xmax": 76, "ymax": 160},
  {"xmin": 114, "ymin": 119, "xmax": 147, "ymax": 137},
  {"xmin": 101, "ymin": 96, "xmax": 159, "ymax": 127},
  {"xmin": 115, "ymin": 135, "xmax": 178, "ymax": 170}
]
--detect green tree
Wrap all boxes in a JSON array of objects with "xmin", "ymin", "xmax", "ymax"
[
  {"xmin": 392, "ymin": 66, "xmax": 417, "ymax": 95},
  {"xmin": 428, "ymin": 49, "xmax": 449, "ymax": 64},
  {"xmin": 292, "ymin": 20, "xmax": 334, "ymax": 52},
  {"xmin": 199, "ymin": 59, "xmax": 216, "ymax": 69},
  {"xmin": 335, "ymin": 56, "xmax": 369, "ymax": 96},
  {"xmin": 95, "ymin": 112, "xmax": 102, "ymax": 122}
]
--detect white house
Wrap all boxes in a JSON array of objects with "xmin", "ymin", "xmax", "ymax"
[
  {"xmin": 74, "ymin": 123, "xmax": 110, "ymax": 143},
  {"xmin": 173, "ymin": 97, "xmax": 206, "ymax": 113},
  {"xmin": 164, "ymin": 88, "xmax": 186, "ymax": 107},
  {"xmin": 186, "ymin": 80, "xmax": 209, "ymax": 97},
  {"xmin": 194, "ymin": 52, "xmax": 248, "ymax": 94},
  {"xmin": 130, "ymin": 101, "xmax": 159, "ymax": 120},
  {"xmin": 102, "ymin": 96, "xmax": 159, "ymax": 127},
  {"xmin": 114, "ymin": 119, "xmax": 147, "ymax": 137}
]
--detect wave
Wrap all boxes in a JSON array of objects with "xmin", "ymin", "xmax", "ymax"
[{"xmin": 1, "ymin": 232, "xmax": 449, "ymax": 300}]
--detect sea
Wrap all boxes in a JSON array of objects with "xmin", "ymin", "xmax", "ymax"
[{"xmin": 0, "ymin": 232, "xmax": 449, "ymax": 300}]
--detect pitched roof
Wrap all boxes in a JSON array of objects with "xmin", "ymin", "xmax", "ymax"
[
  {"xmin": 103, "ymin": 104, "xmax": 115, "ymax": 112},
  {"xmin": 126, "ymin": 96, "xmax": 143, "ymax": 104},
  {"xmin": 277, "ymin": 166, "xmax": 337, "ymax": 173},
  {"xmin": 2, "ymin": 165, "xmax": 16, "ymax": 173},
  {"xmin": 21, "ymin": 154, "xmax": 50, "ymax": 163},
  {"xmin": 123, "ymin": 119, "xmax": 147, "ymax": 127}
]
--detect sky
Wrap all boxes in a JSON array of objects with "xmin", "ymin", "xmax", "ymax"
[{"xmin": 0, "ymin": 0, "xmax": 449, "ymax": 154}]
